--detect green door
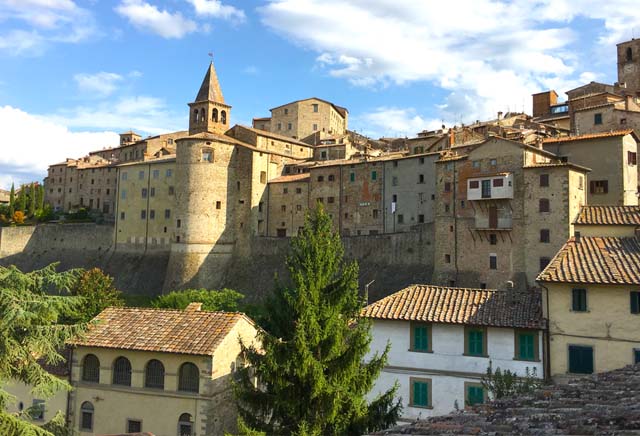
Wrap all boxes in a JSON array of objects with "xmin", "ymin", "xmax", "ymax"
[{"xmin": 568, "ymin": 345, "xmax": 593, "ymax": 374}]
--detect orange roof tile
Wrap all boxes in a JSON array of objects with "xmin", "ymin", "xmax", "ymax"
[
  {"xmin": 574, "ymin": 205, "xmax": 640, "ymax": 226},
  {"xmin": 542, "ymin": 130, "xmax": 635, "ymax": 143},
  {"xmin": 537, "ymin": 236, "xmax": 640, "ymax": 285},
  {"xmin": 70, "ymin": 307, "xmax": 250, "ymax": 356},
  {"xmin": 268, "ymin": 173, "xmax": 310, "ymax": 184},
  {"xmin": 361, "ymin": 285, "xmax": 544, "ymax": 329}
]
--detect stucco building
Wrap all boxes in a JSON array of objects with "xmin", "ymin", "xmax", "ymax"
[
  {"xmin": 69, "ymin": 303, "xmax": 259, "ymax": 436},
  {"xmin": 362, "ymin": 285, "xmax": 545, "ymax": 421}
]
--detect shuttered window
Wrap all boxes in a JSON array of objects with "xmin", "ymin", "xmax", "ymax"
[
  {"xmin": 466, "ymin": 327, "xmax": 485, "ymax": 356},
  {"xmin": 411, "ymin": 323, "xmax": 430, "ymax": 352},
  {"xmin": 572, "ymin": 289, "xmax": 587, "ymax": 312},
  {"xmin": 410, "ymin": 379, "xmax": 430, "ymax": 407},
  {"xmin": 516, "ymin": 331, "xmax": 537, "ymax": 361},
  {"xmin": 568, "ymin": 345, "xmax": 593, "ymax": 374},
  {"xmin": 466, "ymin": 385, "xmax": 485, "ymax": 406}
]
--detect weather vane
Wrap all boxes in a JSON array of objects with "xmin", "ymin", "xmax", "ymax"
[{"xmin": 208, "ymin": 52, "xmax": 213, "ymax": 61}]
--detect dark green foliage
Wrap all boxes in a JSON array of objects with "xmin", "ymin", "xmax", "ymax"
[
  {"xmin": 36, "ymin": 185, "xmax": 44, "ymax": 213},
  {"xmin": 17, "ymin": 185, "xmax": 26, "ymax": 213},
  {"xmin": 34, "ymin": 205, "xmax": 56, "ymax": 223},
  {"xmin": 28, "ymin": 183, "xmax": 36, "ymax": 217},
  {"xmin": 0, "ymin": 263, "xmax": 87, "ymax": 436},
  {"xmin": 9, "ymin": 183, "xmax": 15, "ymax": 218},
  {"xmin": 481, "ymin": 360, "xmax": 542, "ymax": 400},
  {"xmin": 233, "ymin": 206, "xmax": 401, "ymax": 436},
  {"xmin": 152, "ymin": 288, "xmax": 244, "ymax": 312}
]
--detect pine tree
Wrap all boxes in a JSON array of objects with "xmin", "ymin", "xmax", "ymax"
[
  {"xmin": 8, "ymin": 183, "xmax": 15, "ymax": 218},
  {"xmin": 28, "ymin": 183, "xmax": 36, "ymax": 217},
  {"xmin": 233, "ymin": 206, "xmax": 401, "ymax": 435},
  {"xmin": 0, "ymin": 263, "xmax": 86, "ymax": 436}
]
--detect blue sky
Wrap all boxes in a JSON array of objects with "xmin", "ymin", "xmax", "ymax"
[{"xmin": 0, "ymin": 0, "xmax": 638, "ymax": 189}]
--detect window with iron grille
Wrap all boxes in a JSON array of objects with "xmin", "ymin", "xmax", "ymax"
[
  {"xmin": 80, "ymin": 402, "xmax": 94, "ymax": 431},
  {"xmin": 127, "ymin": 419, "xmax": 142, "ymax": 433},
  {"xmin": 178, "ymin": 363, "xmax": 200, "ymax": 393},
  {"xmin": 145, "ymin": 359, "xmax": 165, "ymax": 389},
  {"xmin": 82, "ymin": 354, "xmax": 100, "ymax": 383},
  {"xmin": 112, "ymin": 357, "xmax": 132, "ymax": 386}
]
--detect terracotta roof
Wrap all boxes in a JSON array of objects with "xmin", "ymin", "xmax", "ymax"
[
  {"xmin": 361, "ymin": 285, "xmax": 544, "ymax": 329},
  {"xmin": 537, "ymin": 236, "xmax": 640, "ymax": 285},
  {"xmin": 523, "ymin": 162, "xmax": 591, "ymax": 172},
  {"xmin": 70, "ymin": 307, "xmax": 250, "ymax": 356},
  {"xmin": 233, "ymin": 124, "xmax": 313, "ymax": 148},
  {"xmin": 543, "ymin": 129, "xmax": 635, "ymax": 143},
  {"xmin": 269, "ymin": 97, "xmax": 348, "ymax": 117},
  {"xmin": 252, "ymin": 117, "xmax": 271, "ymax": 122},
  {"xmin": 574, "ymin": 205, "xmax": 640, "ymax": 226},
  {"xmin": 268, "ymin": 173, "xmax": 310, "ymax": 184},
  {"xmin": 573, "ymin": 102, "xmax": 616, "ymax": 112},
  {"xmin": 117, "ymin": 155, "xmax": 176, "ymax": 167}
]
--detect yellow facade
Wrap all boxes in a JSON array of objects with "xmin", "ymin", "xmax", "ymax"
[{"xmin": 2, "ymin": 380, "xmax": 68, "ymax": 426}]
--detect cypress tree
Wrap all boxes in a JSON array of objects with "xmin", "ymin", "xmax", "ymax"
[
  {"xmin": 234, "ymin": 206, "xmax": 401, "ymax": 435},
  {"xmin": 37, "ymin": 185, "xmax": 44, "ymax": 211},
  {"xmin": 8, "ymin": 183, "xmax": 15, "ymax": 218},
  {"xmin": 0, "ymin": 263, "xmax": 86, "ymax": 436},
  {"xmin": 16, "ymin": 185, "xmax": 26, "ymax": 213},
  {"xmin": 28, "ymin": 183, "xmax": 36, "ymax": 217}
]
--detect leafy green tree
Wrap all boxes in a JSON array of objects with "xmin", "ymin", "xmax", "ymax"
[
  {"xmin": 233, "ymin": 206, "xmax": 401, "ymax": 436},
  {"xmin": 70, "ymin": 268, "xmax": 124, "ymax": 322},
  {"xmin": 9, "ymin": 183, "xmax": 15, "ymax": 218},
  {"xmin": 16, "ymin": 185, "xmax": 26, "ymax": 213},
  {"xmin": 0, "ymin": 263, "xmax": 86, "ymax": 436},
  {"xmin": 152, "ymin": 288, "xmax": 244, "ymax": 312}
]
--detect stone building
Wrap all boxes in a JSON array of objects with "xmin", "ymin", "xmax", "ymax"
[
  {"xmin": 432, "ymin": 137, "xmax": 588, "ymax": 290},
  {"xmin": 69, "ymin": 303, "xmax": 259, "ymax": 436},
  {"xmin": 542, "ymin": 130, "xmax": 639, "ymax": 206},
  {"xmin": 252, "ymin": 97, "xmax": 348, "ymax": 141},
  {"xmin": 266, "ymin": 173, "xmax": 310, "ymax": 237},
  {"xmin": 362, "ymin": 285, "xmax": 545, "ymax": 421}
]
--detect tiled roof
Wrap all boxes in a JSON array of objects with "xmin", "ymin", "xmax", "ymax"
[
  {"xmin": 574, "ymin": 205, "xmax": 640, "ymax": 226},
  {"xmin": 361, "ymin": 285, "xmax": 544, "ymax": 329},
  {"xmin": 234, "ymin": 125, "xmax": 313, "ymax": 147},
  {"xmin": 70, "ymin": 307, "xmax": 249, "ymax": 356},
  {"xmin": 523, "ymin": 162, "xmax": 591, "ymax": 172},
  {"xmin": 542, "ymin": 129, "xmax": 635, "ymax": 143},
  {"xmin": 268, "ymin": 173, "xmax": 310, "ymax": 184},
  {"xmin": 537, "ymin": 236, "xmax": 640, "ymax": 285}
]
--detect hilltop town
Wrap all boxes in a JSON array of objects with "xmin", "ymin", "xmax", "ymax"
[{"xmin": 1, "ymin": 37, "xmax": 640, "ymax": 436}]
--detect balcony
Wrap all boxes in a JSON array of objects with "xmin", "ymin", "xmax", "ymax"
[{"xmin": 467, "ymin": 173, "xmax": 514, "ymax": 200}]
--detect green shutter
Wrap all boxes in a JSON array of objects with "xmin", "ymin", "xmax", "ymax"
[
  {"xmin": 467, "ymin": 386, "xmax": 484, "ymax": 406},
  {"xmin": 413, "ymin": 381, "xmax": 429, "ymax": 407},
  {"xmin": 518, "ymin": 333, "xmax": 535, "ymax": 360},
  {"xmin": 468, "ymin": 329, "xmax": 484, "ymax": 356},
  {"xmin": 569, "ymin": 345, "xmax": 593, "ymax": 374},
  {"xmin": 413, "ymin": 326, "xmax": 429, "ymax": 351},
  {"xmin": 350, "ymin": 172, "xmax": 355, "ymax": 182},
  {"xmin": 371, "ymin": 171, "xmax": 377, "ymax": 181},
  {"xmin": 572, "ymin": 289, "xmax": 586, "ymax": 311}
]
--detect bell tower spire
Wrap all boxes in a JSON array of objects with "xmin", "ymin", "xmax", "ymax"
[{"xmin": 188, "ymin": 59, "xmax": 231, "ymax": 135}]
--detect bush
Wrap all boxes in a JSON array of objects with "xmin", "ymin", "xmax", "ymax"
[
  {"xmin": 12, "ymin": 210, "xmax": 25, "ymax": 224},
  {"xmin": 480, "ymin": 360, "xmax": 542, "ymax": 401},
  {"xmin": 152, "ymin": 288, "xmax": 245, "ymax": 312},
  {"xmin": 35, "ymin": 204, "xmax": 56, "ymax": 222}
]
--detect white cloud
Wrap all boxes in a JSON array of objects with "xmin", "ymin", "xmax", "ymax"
[
  {"xmin": 259, "ymin": 0, "xmax": 640, "ymax": 129},
  {"xmin": 359, "ymin": 107, "xmax": 439, "ymax": 138},
  {"xmin": 0, "ymin": 0, "xmax": 96, "ymax": 54},
  {"xmin": 0, "ymin": 106, "xmax": 119, "ymax": 189},
  {"xmin": 187, "ymin": 0, "xmax": 245, "ymax": 22},
  {"xmin": 74, "ymin": 72, "xmax": 124, "ymax": 97},
  {"xmin": 115, "ymin": 0, "xmax": 197, "ymax": 39}
]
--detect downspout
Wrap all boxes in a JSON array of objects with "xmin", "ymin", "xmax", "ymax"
[
  {"xmin": 453, "ymin": 160, "xmax": 459, "ymax": 283},
  {"xmin": 65, "ymin": 347, "xmax": 73, "ymax": 428},
  {"xmin": 339, "ymin": 165, "xmax": 343, "ymax": 233},
  {"xmin": 114, "ymin": 168, "xmax": 120, "ymax": 251},
  {"xmin": 541, "ymin": 283, "xmax": 551, "ymax": 381},
  {"xmin": 144, "ymin": 163, "xmax": 151, "ymax": 252}
]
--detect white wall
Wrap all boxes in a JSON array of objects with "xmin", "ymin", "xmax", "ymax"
[{"xmin": 367, "ymin": 320, "xmax": 543, "ymax": 420}]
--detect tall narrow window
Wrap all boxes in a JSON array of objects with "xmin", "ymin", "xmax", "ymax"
[
  {"xmin": 112, "ymin": 357, "xmax": 132, "ymax": 386},
  {"xmin": 80, "ymin": 402, "xmax": 94, "ymax": 431},
  {"xmin": 221, "ymin": 110, "xmax": 227, "ymax": 124},
  {"xmin": 178, "ymin": 413, "xmax": 193, "ymax": 436},
  {"xmin": 489, "ymin": 254, "xmax": 497, "ymax": 270},
  {"xmin": 515, "ymin": 330, "xmax": 538, "ymax": 361},
  {"xmin": 465, "ymin": 327, "xmax": 486, "ymax": 356},
  {"xmin": 539, "ymin": 174, "xmax": 549, "ymax": 187},
  {"xmin": 410, "ymin": 378, "xmax": 431, "ymax": 408},
  {"xmin": 411, "ymin": 322, "xmax": 431, "ymax": 352},
  {"xmin": 144, "ymin": 359, "xmax": 165, "ymax": 389},
  {"xmin": 212, "ymin": 108, "xmax": 218, "ymax": 122},
  {"xmin": 572, "ymin": 288, "xmax": 587, "ymax": 312},
  {"xmin": 178, "ymin": 363, "xmax": 199, "ymax": 393},
  {"xmin": 630, "ymin": 291, "xmax": 640, "ymax": 314},
  {"xmin": 82, "ymin": 354, "xmax": 100, "ymax": 383}
]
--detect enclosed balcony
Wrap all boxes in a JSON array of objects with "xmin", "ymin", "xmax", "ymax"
[{"xmin": 467, "ymin": 173, "xmax": 514, "ymax": 200}]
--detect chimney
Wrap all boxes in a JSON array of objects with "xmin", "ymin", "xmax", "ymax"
[
  {"xmin": 574, "ymin": 231, "xmax": 581, "ymax": 243},
  {"xmin": 501, "ymin": 280, "xmax": 516, "ymax": 305},
  {"xmin": 449, "ymin": 128, "xmax": 455, "ymax": 147},
  {"xmin": 185, "ymin": 302, "xmax": 203, "ymax": 312},
  {"xmin": 497, "ymin": 111, "xmax": 503, "ymax": 120}
]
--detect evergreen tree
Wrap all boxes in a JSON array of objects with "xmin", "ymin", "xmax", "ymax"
[
  {"xmin": 36, "ymin": 185, "xmax": 44, "ymax": 212},
  {"xmin": 233, "ymin": 206, "xmax": 401, "ymax": 435},
  {"xmin": 16, "ymin": 185, "xmax": 26, "ymax": 213},
  {"xmin": 28, "ymin": 183, "xmax": 36, "ymax": 217},
  {"xmin": 0, "ymin": 263, "xmax": 86, "ymax": 436},
  {"xmin": 8, "ymin": 183, "xmax": 15, "ymax": 218}
]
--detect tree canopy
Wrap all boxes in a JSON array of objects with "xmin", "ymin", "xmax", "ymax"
[{"xmin": 152, "ymin": 288, "xmax": 244, "ymax": 312}]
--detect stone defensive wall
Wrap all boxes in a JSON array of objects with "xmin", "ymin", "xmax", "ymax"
[{"xmin": 0, "ymin": 223, "xmax": 435, "ymax": 300}]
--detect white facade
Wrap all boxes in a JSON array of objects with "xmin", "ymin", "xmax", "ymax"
[
  {"xmin": 467, "ymin": 173, "xmax": 514, "ymax": 200},
  {"xmin": 367, "ymin": 320, "xmax": 544, "ymax": 421}
]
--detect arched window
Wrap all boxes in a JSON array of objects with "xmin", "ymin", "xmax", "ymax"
[
  {"xmin": 145, "ymin": 359, "xmax": 165, "ymax": 389},
  {"xmin": 82, "ymin": 354, "xmax": 100, "ymax": 383},
  {"xmin": 178, "ymin": 362, "xmax": 199, "ymax": 393},
  {"xmin": 627, "ymin": 47, "xmax": 633, "ymax": 62},
  {"xmin": 193, "ymin": 109, "xmax": 199, "ymax": 123},
  {"xmin": 178, "ymin": 413, "xmax": 193, "ymax": 436},
  {"xmin": 80, "ymin": 402, "xmax": 94, "ymax": 431},
  {"xmin": 221, "ymin": 110, "xmax": 227, "ymax": 125},
  {"xmin": 199, "ymin": 108, "xmax": 205, "ymax": 122},
  {"xmin": 112, "ymin": 357, "xmax": 132, "ymax": 386},
  {"xmin": 212, "ymin": 108, "xmax": 218, "ymax": 122}
]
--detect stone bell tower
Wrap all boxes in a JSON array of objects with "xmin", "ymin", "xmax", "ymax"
[
  {"xmin": 617, "ymin": 39, "xmax": 640, "ymax": 92},
  {"xmin": 188, "ymin": 61, "xmax": 232, "ymax": 135}
]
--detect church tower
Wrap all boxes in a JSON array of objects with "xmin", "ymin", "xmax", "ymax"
[
  {"xmin": 188, "ymin": 61, "xmax": 232, "ymax": 135},
  {"xmin": 617, "ymin": 39, "xmax": 640, "ymax": 92}
]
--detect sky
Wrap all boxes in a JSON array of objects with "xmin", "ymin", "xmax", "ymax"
[{"xmin": 0, "ymin": 0, "xmax": 639, "ymax": 189}]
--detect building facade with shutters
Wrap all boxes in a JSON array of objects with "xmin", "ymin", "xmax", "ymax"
[
  {"xmin": 362, "ymin": 285, "xmax": 545, "ymax": 421},
  {"xmin": 68, "ymin": 304, "xmax": 259, "ymax": 436}
]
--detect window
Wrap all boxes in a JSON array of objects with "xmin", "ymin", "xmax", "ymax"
[
  {"xmin": 312, "ymin": 103, "xmax": 319, "ymax": 112},
  {"xmin": 465, "ymin": 327, "xmax": 486, "ymax": 356},
  {"xmin": 328, "ymin": 174, "xmax": 335, "ymax": 182},
  {"xmin": 568, "ymin": 345, "xmax": 594, "ymax": 374},
  {"xmin": 492, "ymin": 178, "xmax": 503, "ymax": 187},
  {"xmin": 284, "ymin": 108, "xmax": 289, "ymax": 115},
  {"xmin": 153, "ymin": 169, "xmax": 159, "ymax": 179},
  {"xmin": 112, "ymin": 357, "xmax": 132, "ymax": 386},
  {"xmin": 371, "ymin": 171, "xmax": 377, "ymax": 181},
  {"xmin": 121, "ymin": 189, "xmax": 127, "ymax": 200},
  {"xmin": 202, "ymin": 149, "xmax": 213, "ymax": 162},
  {"xmin": 489, "ymin": 254, "xmax": 497, "ymax": 270},
  {"xmin": 540, "ymin": 229, "xmax": 550, "ymax": 243},
  {"xmin": 539, "ymin": 198, "xmax": 550, "ymax": 212},
  {"xmin": 490, "ymin": 159, "xmax": 497, "ymax": 166},
  {"xmin": 296, "ymin": 204, "xmax": 302, "ymax": 211},
  {"xmin": 277, "ymin": 122, "xmax": 282, "ymax": 130},
  {"xmin": 572, "ymin": 288, "xmax": 587, "ymax": 312},
  {"xmin": 631, "ymin": 291, "xmax": 640, "ymax": 314},
  {"xmin": 540, "ymin": 174, "xmax": 549, "ymax": 187},
  {"xmin": 469, "ymin": 180, "xmax": 479, "ymax": 189},
  {"xmin": 489, "ymin": 234, "xmax": 497, "ymax": 245},
  {"xmin": 140, "ymin": 210, "xmax": 147, "ymax": 220},
  {"xmin": 444, "ymin": 182, "xmax": 451, "ymax": 192},
  {"xmin": 127, "ymin": 419, "xmax": 142, "ymax": 433},
  {"xmin": 539, "ymin": 256, "xmax": 550, "ymax": 271},
  {"xmin": 410, "ymin": 378, "xmax": 431, "ymax": 408},
  {"xmin": 320, "ymin": 151, "xmax": 327, "ymax": 159},
  {"xmin": 296, "ymin": 187, "xmax": 302, "ymax": 194},
  {"xmin": 397, "ymin": 214, "xmax": 404, "ymax": 224},
  {"xmin": 32, "ymin": 399, "xmax": 45, "ymax": 420},
  {"xmin": 465, "ymin": 383, "xmax": 485, "ymax": 407},
  {"xmin": 141, "ymin": 188, "xmax": 148, "ymax": 198},
  {"xmin": 444, "ymin": 204, "xmax": 450, "ymax": 213},
  {"xmin": 221, "ymin": 110, "xmax": 227, "ymax": 124},
  {"xmin": 120, "ymin": 212, "xmax": 125, "ymax": 220},
  {"xmin": 178, "ymin": 363, "xmax": 200, "ymax": 393},
  {"xmin": 82, "ymin": 354, "xmax": 100, "ymax": 383},
  {"xmin": 419, "ymin": 157, "xmax": 425, "ymax": 164},
  {"xmin": 177, "ymin": 219, "xmax": 181, "ymax": 228},
  {"xmin": 328, "ymin": 196, "xmax": 335, "ymax": 204},
  {"xmin": 260, "ymin": 171, "xmax": 266, "ymax": 184},
  {"xmin": 410, "ymin": 322, "xmax": 431, "ymax": 352},
  {"xmin": 138, "ymin": 170, "xmax": 144, "ymax": 180},
  {"xmin": 472, "ymin": 160, "xmax": 481, "ymax": 169},
  {"xmin": 445, "ymin": 254, "xmax": 451, "ymax": 263},
  {"xmin": 590, "ymin": 180, "xmax": 608, "ymax": 194},
  {"xmin": 418, "ymin": 174, "xmax": 425, "ymax": 184},
  {"xmin": 178, "ymin": 413, "xmax": 193, "ymax": 436},
  {"xmin": 627, "ymin": 46, "xmax": 633, "ymax": 61},
  {"xmin": 481, "ymin": 180, "xmax": 491, "ymax": 198},
  {"xmin": 150, "ymin": 187, "xmax": 155, "ymax": 197},
  {"xmin": 594, "ymin": 113, "xmax": 603, "ymax": 125},
  {"xmin": 313, "ymin": 123, "xmax": 318, "ymax": 131},
  {"xmin": 317, "ymin": 175, "xmax": 324, "ymax": 182},
  {"xmin": 628, "ymin": 151, "xmax": 637, "ymax": 165},
  {"xmin": 515, "ymin": 330, "xmax": 538, "ymax": 361},
  {"xmin": 635, "ymin": 349, "xmax": 640, "ymax": 364},
  {"xmin": 80, "ymin": 402, "xmax": 94, "ymax": 431},
  {"xmin": 287, "ymin": 122, "xmax": 292, "ymax": 130},
  {"xmin": 165, "ymin": 209, "xmax": 171, "ymax": 219},
  {"xmin": 281, "ymin": 205, "xmax": 287, "ymax": 212},
  {"xmin": 216, "ymin": 201, "xmax": 221, "ymax": 210},
  {"xmin": 212, "ymin": 108, "xmax": 218, "ymax": 122},
  {"xmin": 166, "ymin": 169, "xmax": 173, "ymax": 178},
  {"xmin": 350, "ymin": 172, "xmax": 355, "ymax": 182},
  {"xmin": 169, "ymin": 186, "xmax": 175, "ymax": 195},
  {"xmin": 418, "ymin": 214, "xmax": 425, "ymax": 223},
  {"xmin": 283, "ymin": 188, "xmax": 289, "ymax": 194},
  {"xmin": 145, "ymin": 359, "xmax": 165, "ymax": 389}
]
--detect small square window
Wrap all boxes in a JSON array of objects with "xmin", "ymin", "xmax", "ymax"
[
  {"xmin": 328, "ymin": 196, "xmax": 335, "ymax": 204},
  {"xmin": 568, "ymin": 345, "xmax": 593, "ymax": 374},
  {"xmin": 594, "ymin": 113, "xmax": 603, "ymax": 125},
  {"xmin": 540, "ymin": 174, "xmax": 549, "ymax": 187},
  {"xmin": 572, "ymin": 288, "xmax": 587, "ymax": 312},
  {"xmin": 489, "ymin": 255, "xmax": 497, "ymax": 270},
  {"xmin": 469, "ymin": 180, "xmax": 479, "ymax": 189},
  {"xmin": 418, "ymin": 214, "xmax": 425, "ymax": 223},
  {"xmin": 490, "ymin": 159, "xmax": 497, "ymax": 166},
  {"xmin": 539, "ymin": 199, "xmax": 550, "ymax": 212},
  {"xmin": 317, "ymin": 175, "xmax": 324, "ymax": 182},
  {"xmin": 328, "ymin": 174, "xmax": 335, "ymax": 182},
  {"xmin": 540, "ymin": 229, "xmax": 550, "ymax": 243},
  {"xmin": 489, "ymin": 234, "xmax": 497, "ymax": 245},
  {"xmin": 127, "ymin": 420, "xmax": 142, "ymax": 433},
  {"xmin": 283, "ymin": 188, "xmax": 289, "ymax": 194},
  {"xmin": 492, "ymin": 178, "xmax": 503, "ymax": 187}
]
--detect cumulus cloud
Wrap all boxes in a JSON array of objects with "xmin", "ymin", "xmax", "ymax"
[
  {"xmin": 74, "ymin": 72, "xmax": 124, "ymax": 97},
  {"xmin": 115, "ymin": 0, "xmax": 197, "ymax": 39},
  {"xmin": 358, "ymin": 107, "xmax": 441, "ymax": 138},
  {"xmin": 187, "ymin": 0, "xmax": 245, "ymax": 22},
  {"xmin": 259, "ymin": 0, "xmax": 639, "ymax": 129}
]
